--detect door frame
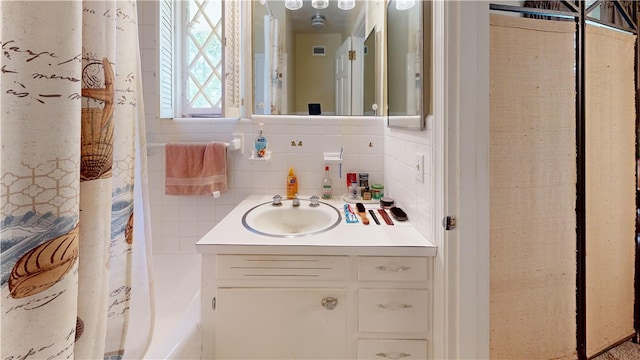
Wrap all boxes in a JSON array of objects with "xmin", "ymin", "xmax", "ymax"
[{"xmin": 432, "ymin": 2, "xmax": 490, "ymax": 359}]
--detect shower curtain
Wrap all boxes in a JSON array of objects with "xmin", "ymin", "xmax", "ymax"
[{"xmin": 1, "ymin": 1, "xmax": 153, "ymax": 359}]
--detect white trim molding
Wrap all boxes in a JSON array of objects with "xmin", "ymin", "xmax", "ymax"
[{"xmin": 433, "ymin": 1, "xmax": 490, "ymax": 359}]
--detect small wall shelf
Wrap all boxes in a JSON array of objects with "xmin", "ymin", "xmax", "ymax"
[
  {"xmin": 323, "ymin": 151, "xmax": 343, "ymax": 164},
  {"xmin": 249, "ymin": 151, "xmax": 271, "ymax": 161}
]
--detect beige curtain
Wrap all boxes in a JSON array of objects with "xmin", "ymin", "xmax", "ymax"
[
  {"xmin": 1, "ymin": 1, "xmax": 151, "ymax": 359},
  {"xmin": 585, "ymin": 23, "xmax": 636, "ymax": 357},
  {"xmin": 489, "ymin": 14, "xmax": 577, "ymax": 359}
]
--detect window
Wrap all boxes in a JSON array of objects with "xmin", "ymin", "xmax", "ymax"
[{"xmin": 159, "ymin": 0, "xmax": 240, "ymax": 118}]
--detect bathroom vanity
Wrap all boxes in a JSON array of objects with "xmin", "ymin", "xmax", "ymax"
[{"xmin": 196, "ymin": 195, "xmax": 437, "ymax": 359}]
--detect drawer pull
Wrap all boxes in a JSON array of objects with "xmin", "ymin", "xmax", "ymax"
[
  {"xmin": 375, "ymin": 352, "xmax": 411, "ymax": 359},
  {"xmin": 377, "ymin": 303, "xmax": 413, "ymax": 311},
  {"xmin": 321, "ymin": 296, "xmax": 338, "ymax": 310},
  {"xmin": 376, "ymin": 265, "xmax": 411, "ymax": 272}
]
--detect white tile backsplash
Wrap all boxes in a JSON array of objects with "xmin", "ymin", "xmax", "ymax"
[{"xmin": 138, "ymin": 3, "xmax": 434, "ymax": 253}]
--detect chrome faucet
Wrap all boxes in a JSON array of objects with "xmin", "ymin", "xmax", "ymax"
[
  {"xmin": 292, "ymin": 194, "xmax": 300, "ymax": 207},
  {"xmin": 309, "ymin": 195, "xmax": 320, "ymax": 207},
  {"xmin": 272, "ymin": 195, "xmax": 282, "ymax": 206}
]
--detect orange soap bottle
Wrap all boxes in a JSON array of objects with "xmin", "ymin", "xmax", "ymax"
[{"xmin": 286, "ymin": 167, "xmax": 298, "ymax": 199}]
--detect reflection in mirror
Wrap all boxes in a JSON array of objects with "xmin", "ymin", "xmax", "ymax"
[
  {"xmin": 387, "ymin": 0, "xmax": 430, "ymax": 129},
  {"xmin": 252, "ymin": 0, "xmax": 374, "ymax": 116},
  {"xmin": 363, "ymin": 27, "xmax": 377, "ymax": 115}
]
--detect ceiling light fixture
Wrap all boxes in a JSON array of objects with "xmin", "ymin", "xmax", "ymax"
[
  {"xmin": 311, "ymin": 14, "xmax": 326, "ymax": 29},
  {"xmin": 337, "ymin": 0, "xmax": 355, "ymax": 10},
  {"xmin": 312, "ymin": 0, "xmax": 329, "ymax": 10},
  {"xmin": 285, "ymin": 0, "xmax": 303, "ymax": 10},
  {"xmin": 395, "ymin": 0, "xmax": 415, "ymax": 10}
]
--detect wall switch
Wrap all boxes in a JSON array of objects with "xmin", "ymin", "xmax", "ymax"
[{"xmin": 415, "ymin": 152, "xmax": 424, "ymax": 183}]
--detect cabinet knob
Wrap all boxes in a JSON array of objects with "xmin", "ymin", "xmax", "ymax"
[
  {"xmin": 321, "ymin": 296, "xmax": 338, "ymax": 310},
  {"xmin": 375, "ymin": 352, "xmax": 411, "ymax": 359}
]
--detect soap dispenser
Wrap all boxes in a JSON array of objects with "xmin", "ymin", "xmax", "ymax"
[{"xmin": 254, "ymin": 122, "xmax": 267, "ymax": 158}]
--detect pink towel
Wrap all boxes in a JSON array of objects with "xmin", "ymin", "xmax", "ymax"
[{"xmin": 165, "ymin": 142, "xmax": 227, "ymax": 195}]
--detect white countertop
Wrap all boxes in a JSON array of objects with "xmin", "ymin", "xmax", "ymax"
[{"xmin": 196, "ymin": 195, "xmax": 437, "ymax": 256}]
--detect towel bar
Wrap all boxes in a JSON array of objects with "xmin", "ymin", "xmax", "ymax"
[{"xmin": 147, "ymin": 138, "xmax": 242, "ymax": 153}]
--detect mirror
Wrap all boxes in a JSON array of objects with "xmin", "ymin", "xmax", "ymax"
[
  {"xmin": 387, "ymin": 0, "xmax": 430, "ymax": 129},
  {"xmin": 363, "ymin": 27, "xmax": 377, "ymax": 115},
  {"xmin": 252, "ymin": 0, "xmax": 376, "ymax": 116}
]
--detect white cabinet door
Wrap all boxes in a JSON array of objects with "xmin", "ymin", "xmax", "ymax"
[{"xmin": 215, "ymin": 288, "xmax": 347, "ymax": 359}]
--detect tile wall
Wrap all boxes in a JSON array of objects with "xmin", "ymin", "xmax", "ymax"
[
  {"xmin": 384, "ymin": 126, "xmax": 434, "ymax": 244},
  {"xmin": 138, "ymin": 2, "xmax": 434, "ymax": 253}
]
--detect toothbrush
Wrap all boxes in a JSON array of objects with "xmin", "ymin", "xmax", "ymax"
[
  {"xmin": 339, "ymin": 147, "xmax": 343, "ymax": 178},
  {"xmin": 355, "ymin": 203, "xmax": 370, "ymax": 225}
]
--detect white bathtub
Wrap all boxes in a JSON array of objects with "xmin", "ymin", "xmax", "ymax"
[{"xmin": 144, "ymin": 253, "xmax": 202, "ymax": 360}]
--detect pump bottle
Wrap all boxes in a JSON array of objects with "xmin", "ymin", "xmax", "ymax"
[{"xmin": 254, "ymin": 122, "xmax": 267, "ymax": 158}]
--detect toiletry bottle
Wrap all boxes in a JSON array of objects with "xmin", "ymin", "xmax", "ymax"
[
  {"xmin": 287, "ymin": 167, "xmax": 298, "ymax": 199},
  {"xmin": 350, "ymin": 182, "xmax": 359, "ymax": 199},
  {"xmin": 321, "ymin": 165, "xmax": 332, "ymax": 199},
  {"xmin": 254, "ymin": 122, "xmax": 267, "ymax": 158}
]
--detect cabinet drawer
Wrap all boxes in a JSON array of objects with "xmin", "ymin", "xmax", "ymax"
[
  {"xmin": 357, "ymin": 339, "xmax": 428, "ymax": 360},
  {"xmin": 358, "ymin": 257, "xmax": 429, "ymax": 282},
  {"xmin": 359, "ymin": 289, "xmax": 429, "ymax": 333},
  {"xmin": 217, "ymin": 255, "xmax": 348, "ymax": 280}
]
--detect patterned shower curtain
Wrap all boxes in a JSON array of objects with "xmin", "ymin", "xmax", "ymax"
[{"xmin": 1, "ymin": 1, "xmax": 151, "ymax": 359}]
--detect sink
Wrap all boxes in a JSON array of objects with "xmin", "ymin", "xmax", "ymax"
[{"xmin": 242, "ymin": 199, "xmax": 342, "ymax": 237}]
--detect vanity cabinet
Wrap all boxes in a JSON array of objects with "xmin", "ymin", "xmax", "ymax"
[{"xmin": 201, "ymin": 253, "xmax": 432, "ymax": 359}]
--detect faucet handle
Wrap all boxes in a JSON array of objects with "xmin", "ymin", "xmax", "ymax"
[
  {"xmin": 309, "ymin": 195, "xmax": 320, "ymax": 207},
  {"xmin": 272, "ymin": 195, "xmax": 282, "ymax": 206}
]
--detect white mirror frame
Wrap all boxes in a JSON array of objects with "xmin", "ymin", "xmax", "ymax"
[
  {"xmin": 386, "ymin": 0, "xmax": 431, "ymax": 130},
  {"xmin": 242, "ymin": 0, "xmax": 387, "ymax": 119}
]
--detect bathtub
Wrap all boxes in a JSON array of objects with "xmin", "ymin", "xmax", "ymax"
[{"xmin": 144, "ymin": 253, "xmax": 202, "ymax": 360}]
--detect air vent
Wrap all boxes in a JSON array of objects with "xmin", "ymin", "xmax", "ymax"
[{"xmin": 312, "ymin": 45, "xmax": 326, "ymax": 56}]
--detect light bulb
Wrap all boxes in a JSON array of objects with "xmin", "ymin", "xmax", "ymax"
[
  {"xmin": 395, "ymin": 0, "xmax": 415, "ymax": 10},
  {"xmin": 337, "ymin": 0, "xmax": 355, "ymax": 10},
  {"xmin": 285, "ymin": 0, "xmax": 303, "ymax": 10},
  {"xmin": 312, "ymin": 0, "xmax": 329, "ymax": 9}
]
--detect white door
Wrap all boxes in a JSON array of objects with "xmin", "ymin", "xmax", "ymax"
[
  {"xmin": 335, "ymin": 37, "xmax": 352, "ymax": 116},
  {"xmin": 253, "ymin": 53, "xmax": 266, "ymax": 114},
  {"xmin": 215, "ymin": 288, "xmax": 347, "ymax": 359},
  {"xmin": 351, "ymin": 36, "xmax": 364, "ymax": 116}
]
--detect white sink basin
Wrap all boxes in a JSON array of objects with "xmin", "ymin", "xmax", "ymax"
[{"xmin": 242, "ymin": 199, "xmax": 342, "ymax": 237}]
